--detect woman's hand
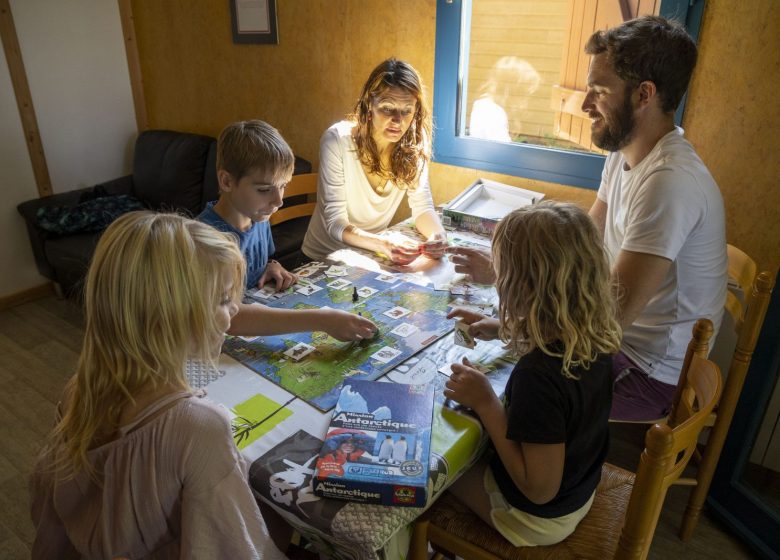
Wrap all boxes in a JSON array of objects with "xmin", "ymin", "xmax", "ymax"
[
  {"xmin": 318, "ymin": 309, "xmax": 377, "ymax": 342},
  {"xmin": 447, "ymin": 307, "xmax": 500, "ymax": 340},
  {"xmin": 444, "ymin": 358, "xmax": 498, "ymax": 413},
  {"xmin": 259, "ymin": 260, "xmax": 297, "ymax": 291},
  {"xmin": 420, "ymin": 231, "xmax": 447, "ymax": 260},
  {"xmin": 382, "ymin": 236, "xmax": 422, "ymax": 265}
]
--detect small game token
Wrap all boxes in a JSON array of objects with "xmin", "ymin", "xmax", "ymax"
[
  {"xmin": 383, "ymin": 306, "xmax": 411, "ymax": 319},
  {"xmin": 295, "ymin": 284, "xmax": 324, "ymax": 296},
  {"xmin": 356, "ymin": 286, "xmax": 378, "ymax": 298},
  {"xmin": 352, "ymin": 286, "xmax": 359, "ymax": 302},
  {"xmin": 326, "ymin": 279, "xmax": 352, "ymax": 290},
  {"xmin": 370, "ymin": 346, "xmax": 402, "ymax": 363},
  {"xmin": 284, "ymin": 342, "xmax": 316, "ymax": 361},
  {"xmin": 391, "ymin": 323, "xmax": 418, "ymax": 337}
]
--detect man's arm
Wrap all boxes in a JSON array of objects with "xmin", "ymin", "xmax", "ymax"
[
  {"xmin": 589, "ymin": 198, "xmax": 608, "ymax": 238},
  {"xmin": 612, "ymin": 249, "xmax": 672, "ymax": 328}
]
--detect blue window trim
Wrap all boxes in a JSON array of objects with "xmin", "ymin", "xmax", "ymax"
[{"xmin": 432, "ymin": 0, "xmax": 706, "ymax": 190}]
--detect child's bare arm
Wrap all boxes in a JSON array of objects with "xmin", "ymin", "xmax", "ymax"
[
  {"xmin": 445, "ymin": 360, "xmax": 565, "ymax": 505},
  {"xmin": 475, "ymin": 398, "xmax": 565, "ymax": 505},
  {"xmin": 228, "ymin": 303, "xmax": 376, "ymax": 341}
]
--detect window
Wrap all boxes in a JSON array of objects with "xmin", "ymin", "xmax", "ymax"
[{"xmin": 432, "ymin": 0, "xmax": 705, "ymax": 189}]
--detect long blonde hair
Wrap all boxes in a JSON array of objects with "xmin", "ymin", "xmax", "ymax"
[
  {"xmin": 44, "ymin": 211, "xmax": 245, "ymax": 479},
  {"xmin": 492, "ymin": 201, "xmax": 621, "ymax": 377},
  {"xmin": 350, "ymin": 58, "xmax": 431, "ymax": 189}
]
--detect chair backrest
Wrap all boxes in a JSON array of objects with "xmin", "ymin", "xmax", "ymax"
[
  {"xmin": 269, "ymin": 173, "xmax": 317, "ymax": 226},
  {"xmin": 616, "ymin": 319, "xmax": 723, "ymax": 559}
]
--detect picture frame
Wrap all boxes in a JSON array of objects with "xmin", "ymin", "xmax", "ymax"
[{"xmin": 230, "ymin": 0, "xmax": 278, "ymax": 45}]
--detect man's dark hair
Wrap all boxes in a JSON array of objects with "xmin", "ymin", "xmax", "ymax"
[{"xmin": 585, "ymin": 15, "xmax": 697, "ymax": 113}]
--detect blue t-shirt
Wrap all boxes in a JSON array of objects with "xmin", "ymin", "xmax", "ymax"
[{"xmin": 197, "ymin": 202, "xmax": 275, "ymax": 289}]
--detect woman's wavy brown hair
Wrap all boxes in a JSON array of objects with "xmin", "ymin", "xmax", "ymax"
[
  {"xmin": 350, "ymin": 58, "xmax": 431, "ymax": 189},
  {"xmin": 492, "ymin": 201, "xmax": 621, "ymax": 378}
]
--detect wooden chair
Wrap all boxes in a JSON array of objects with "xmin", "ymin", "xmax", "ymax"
[
  {"xmin": 671, "ymin": 245, "xmax": 775, "ymax": 540},
  {"xmin": 409, "ymin": 319, "xmax": 722, "ymax": 560},
  {"xmin": 608, "ymin": 244, "xmax": 774, "ymax": 540},
  {"xmin": 269, "ymin": 173, "xmax": 317, "ymax": 269}
]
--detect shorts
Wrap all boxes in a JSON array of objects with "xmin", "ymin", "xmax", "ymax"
[{"xmin": 484, "ymin": 467, "xmax": 595, "ymax": 547}]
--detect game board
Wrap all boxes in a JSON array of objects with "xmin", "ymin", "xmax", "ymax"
[{"xmin": 222, "ymin": 263, "xmax": 454, "ymax": 411}]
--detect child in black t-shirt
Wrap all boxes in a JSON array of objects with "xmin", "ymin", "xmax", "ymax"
[{"xmin": 445, "ymin": 201, "xmax": 622, "ymax": 546}]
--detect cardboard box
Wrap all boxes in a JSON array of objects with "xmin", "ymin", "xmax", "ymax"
[
  {"xmin": 313, "ymin": 379, "xmax": 434, "ymax": 507},
  {"xmin": 442, "ymin": 179, "xmax": 544, "ymax": 236}
]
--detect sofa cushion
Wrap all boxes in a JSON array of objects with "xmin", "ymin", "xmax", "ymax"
[
  {"xmin": 132, "ymin": 130, "xmax": 216, "ymax": 216},
  {"xmin": 45, "ymin": 232, "xmax": 103, "ymax": 295}
]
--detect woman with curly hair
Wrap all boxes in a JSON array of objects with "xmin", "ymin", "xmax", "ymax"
[{"xmin": 302, "ymin": 58, "xmax": 447, "ymax": 264}]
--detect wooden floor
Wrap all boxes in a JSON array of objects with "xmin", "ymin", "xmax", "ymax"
[{"xmin": 0, "ymin": 295, "xmax": 760, "ymax": 559}]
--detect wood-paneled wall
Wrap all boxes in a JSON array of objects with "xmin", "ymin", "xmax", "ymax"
[{"xmin": 131, "ymin": 0, "xmax": 779, "ymax": 271}]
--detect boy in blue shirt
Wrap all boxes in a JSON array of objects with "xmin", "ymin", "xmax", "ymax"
[
  {"xmin": 199, "ymin": 120, "xmax": 296, "ymax": 291},
  {"xmin": 199, "ymin": 120, "xmax": 375, "ymax": 341}
]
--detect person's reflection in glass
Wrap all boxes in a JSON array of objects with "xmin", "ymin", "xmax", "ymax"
[{"xmin": 469, "ymin": 57, "xmax": 541, "ymax": 142}]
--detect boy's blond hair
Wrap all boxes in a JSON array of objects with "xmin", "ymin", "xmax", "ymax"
[
  {"xmin": 217, "ymin": 119, "xmax": 295, "ymax": 184},
  {"xmin": 492, "ymin": 201, "xmax": 621, "ymax": 377},
  {"xmin": 43, "ymin": 211, "xmax": 245, "ymax": 480}
]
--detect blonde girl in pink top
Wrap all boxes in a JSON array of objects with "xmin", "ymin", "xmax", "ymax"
[{"xmin": 30, "ymin": 211, "xmax": 286, "ymax": 559}]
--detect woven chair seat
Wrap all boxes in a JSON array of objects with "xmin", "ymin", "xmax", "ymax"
[{"xmin": 425, "ymin": 464, "xmax": 635, "ymax": 560}]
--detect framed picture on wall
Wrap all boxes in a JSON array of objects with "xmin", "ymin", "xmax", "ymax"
[{"xmin": 230, "ymin": 0, "xmax": 278, "ymax": 44}]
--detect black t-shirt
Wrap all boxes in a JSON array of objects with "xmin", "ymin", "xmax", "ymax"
[{"xmin": 489, "ymin": 347, "xmax": 613, "ymax": 518}]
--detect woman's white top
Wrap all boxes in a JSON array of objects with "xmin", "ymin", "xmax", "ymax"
[{"xmin": 302, "ymin": 121, "xmax": 436, "ymax": 260}]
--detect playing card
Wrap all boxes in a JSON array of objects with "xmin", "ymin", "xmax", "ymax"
[
  {"xmin": 356, "ymin": 286, "xmax": 378, "ymax": 298},
  {"xmin": 283, "ymin": 342, "xmax": 316, "ymax": 361},
  {"xmin": 454, "ymin": 320, "xmax": 476, "ymax": 349},
  {"xmin": 296, "ymin": 267, "xmax": 319, "ymax": 278},
  {"xmin": 248, "ymin": 285, "xmax": 276, "ymax": 299},
  {"xmin": 439, "ymin": 361, "xmax": 491, "ymax": 377},
  {"xmin": 370, "ymin": 346, "xmax": 402, "ymax": 363},
  {"xmin": 326, "ymin": 279, "xmax": 352, "ymax": 290},
  {"xmin": 391, "ymin": 323, "xmax": 419, "ymax": 337},
  {"xmin": 324, "ymin": 265, "xmax": 348, "ymax": 277},
  {"xmin": 383, "ymin": 306, "xmax": 411, "ymax": 319},
  {"xmin": 375, "ymin": 273, "xmax": 398, "ymax": 283},
  {"xmin": 295, "ymin": 283, "xmax": 324, "ymax": 296}
]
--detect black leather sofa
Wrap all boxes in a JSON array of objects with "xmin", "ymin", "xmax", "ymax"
[{"xmin": 17, "ymin": 129, "xmax": 312, "ymax": 297}]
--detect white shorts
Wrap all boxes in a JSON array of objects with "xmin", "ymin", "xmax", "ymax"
[{"xmin": 484, "ymin": 467, "xmax": 595, "ymax": 547}]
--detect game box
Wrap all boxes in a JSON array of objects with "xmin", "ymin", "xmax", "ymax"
[
  {"xmin": 313, "ymin": 379, "xmax": 435, "ymax": 507},
  {"xmin": 442, "ymin": 179, "xmax": 544, "ymax": 236}
]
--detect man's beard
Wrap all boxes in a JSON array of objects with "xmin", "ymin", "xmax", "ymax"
[{"xmin": 591, "ymin": 89, "xmax": 635, "ymax": 152}]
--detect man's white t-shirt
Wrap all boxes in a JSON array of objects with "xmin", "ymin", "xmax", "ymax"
[
  {"xmin": 598, "ymin": 127, "xmax": 727, "ymax": 385},
  {"xmin": 302, "ymin": 121, "xmax": 436, "ymax": 260}
]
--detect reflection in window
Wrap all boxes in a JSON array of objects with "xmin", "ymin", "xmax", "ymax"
[{"xmin": 468, "ymin": 57, "xmax": 541, "ymax": 142}]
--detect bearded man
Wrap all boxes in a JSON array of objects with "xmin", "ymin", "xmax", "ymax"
[{"xmin": 583, "ymin": 15, "xmax": 727, "ymax": 421}]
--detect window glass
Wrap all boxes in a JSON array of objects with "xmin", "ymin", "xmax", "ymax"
[{"xmin": 433, "ymin": 0, "xmax": 703, "ymax": 189}]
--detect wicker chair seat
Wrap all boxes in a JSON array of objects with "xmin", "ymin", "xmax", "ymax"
[{"xmin": 425, "ymin": 464, "xmax": 635, "ymax": 560}]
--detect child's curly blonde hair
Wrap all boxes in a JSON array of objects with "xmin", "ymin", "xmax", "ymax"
[{"xmin": 492, "ymin": 201, "xmax": 621, "ymax": 377}]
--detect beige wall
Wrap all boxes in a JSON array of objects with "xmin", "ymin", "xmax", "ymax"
[
  {"xmin": 131, "ymin": 0, "xmax": 779, "ymax": 272},
  {"xmin": 1, "ymin": 0, "xmax": 138, "ymax": 300}
]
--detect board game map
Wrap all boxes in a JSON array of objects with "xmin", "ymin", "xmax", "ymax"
[{"xmin": 222, "ymin": 263, "xmax": 454, "ymax": 411}]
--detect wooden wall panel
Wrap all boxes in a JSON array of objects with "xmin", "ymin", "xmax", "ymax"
[
  {"xmin": 130, "ymin": 0, "xmax": 435, "ymax": 166},
  {"xmin": 683, "ymin": 0, "xmax": 780, "ymax": 272},
  {"xmin": 131, "ymin": 0, "xmax": 779, "ymax": 271}
]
